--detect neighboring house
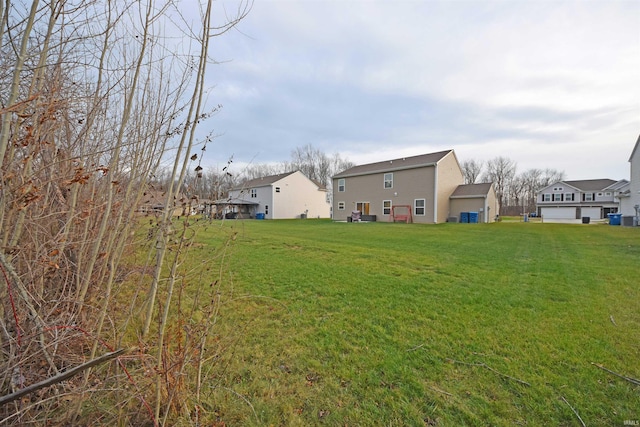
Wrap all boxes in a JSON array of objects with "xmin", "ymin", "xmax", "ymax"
[
  {"xmin": 619, "ymin": 134, "xmax": 640, "ymax": 220},
  {"xmin": 449, "ymin": 183, "xmax": 499, "ymax": 223},
  {"xmin": 216, "ymin": 171, "xmax": 330, "ymax": 219},
  {"xmin": 536, "ymin": 179, "xmax": 629, "ymax": 220},
  {"xmin": 138, "ymin": 190, "xmax": 191, "ymax": 216},
  {"xmin": 331, "ymin": 150, "xmax": 465, "ymax": 224}
]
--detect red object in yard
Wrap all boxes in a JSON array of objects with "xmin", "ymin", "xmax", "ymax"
[{"xmin": 390, "ymin": 205, "xmax": 413, "ymax": 223}]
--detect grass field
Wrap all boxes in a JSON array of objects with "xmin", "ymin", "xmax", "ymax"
[{"xmin": 186, "ymin": 219, "xmax": 639, "ymax": 426}]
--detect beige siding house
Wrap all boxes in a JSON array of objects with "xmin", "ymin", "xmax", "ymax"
[
  {"xmin": 449, "ymin": 183, "xmax": 499, "ymax": 223},
  {"xmin": 332, "ymin": 150, "xmax": 464, "ymax": 224},
  {"xmin": 220, "ymin": 171, "xmax": 330, "ymax": 219}
]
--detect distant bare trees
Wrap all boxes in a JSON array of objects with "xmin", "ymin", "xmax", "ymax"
[
  {"xmin": 461, "ymin": 156, "xmax": 565, "ymax": 214},
  {"xmin": 481, "ymin": 157, "xmax": 517, "ymax": 214},
  {"xmin": 235, "ymin": 144, "xmax": 354, "ymax": 189},
  {"xmin": 461, "ymin": 159, "xmax": 484, "ymax": 184}
]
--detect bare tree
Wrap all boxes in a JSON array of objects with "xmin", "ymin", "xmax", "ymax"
[
  {"xmin": 289, "ymin": 144, "xmax": 354, "ymax": 188},
  {"xmin": 238, "ymin": 145, "xmax": 354, "ymax": 191},
  {"xmin": 514, "ymin": 168, "xmax": 565, "ymax": 213},
  {"xmin": 461, "ymin": 159, "xmax": 484, "ymax": 184},
  {"xmin": 482, "ymin": 157, "xmax": 517, "ymax": 215},
  {"xmin": 0, "ymin": 0, "xmax": 252, "ymax": 425}
]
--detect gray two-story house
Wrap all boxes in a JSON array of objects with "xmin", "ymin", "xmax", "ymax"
[
  {"xmin": 332, "ymin": 149, "xmax": 480, "ymax": 224},
  {"xmin": 536, "ymin": 179, "xmax": 629, "ymax": 221}
]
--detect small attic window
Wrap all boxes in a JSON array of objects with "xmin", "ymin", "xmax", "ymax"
[{"xmin": 275, "ymin": 187, "xmax": 281, "ymax": 193}]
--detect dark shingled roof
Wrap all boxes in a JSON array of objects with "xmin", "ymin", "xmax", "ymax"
[
  {"xmin": 564, "ymin": 179, "xmax": 618, "ymax": 192},
  {"xmin": 232, "ymin": 171, "xmax": 297, "ymax": 190},
  {"xmin": 333, "ymin": 150, "xmax": 453, "ymax": 178},
  {"xmin": 450, "ymin": 183, "xmax": 493, "ymax": 198}
]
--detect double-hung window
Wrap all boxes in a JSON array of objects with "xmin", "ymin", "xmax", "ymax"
[
  {"xmin": 337, "ymin": 179, "xmax": 345, "ymax": 192},
  {"xmin": 337, "ymin": 201, "xmax": 345, "ymax": 210},
  {"xmin": 384, "ymin": 173, "xmax": 393, "ymax": 189},
  {"xmin": 414, "ymin": 199, "xmax": 425, "ymax": 216},
  {"xmin": 383, "ymin": 200, "xmax": 392, "ymax": 215}
]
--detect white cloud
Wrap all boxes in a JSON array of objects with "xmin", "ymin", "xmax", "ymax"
[{"xmin": 202, "ymin": 0, "xmax": 640, "ymax": 181}]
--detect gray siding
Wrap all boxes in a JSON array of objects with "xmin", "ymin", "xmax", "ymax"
[{"xmin": 333, "ymin": 166, "xmax": 437, "ymax": 223}]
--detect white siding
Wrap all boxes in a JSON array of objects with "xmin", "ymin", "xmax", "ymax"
[
  {"xmin": 541, "ymin": 207, "xmax": 576, "ymax": 219},
  {"xmin": 626, "ymin": 141, "xmax": 640, "ymax": 216},
  {"xmin": 581, "ymin": 207, "xmax": 601, "ymax": 219},
  {"xmin": 272, "ymin": 171, "xmax": 330, "ymax": 219}
]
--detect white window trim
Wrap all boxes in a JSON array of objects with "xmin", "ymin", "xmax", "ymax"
[
  {"xmin": 414, "ymin": 199, "xmax": 426, "ymax": 216},
  {"xmin": 337, "ymin": 201, "xmax": 345, "ymax": 210},
  {"xmin": 338, "ymin": 178, "xmax": 345, "ymax": 192},
  {"xmin": 384, "ymin": 173, "xmax": 393, "ymax": 189},
  {"xmin": 383, "ymin": 200, "xmax": 392, "ymax": 215}
]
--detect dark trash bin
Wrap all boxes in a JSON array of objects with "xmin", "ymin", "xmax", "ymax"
[{"xmin": 582, "ymin": 216, "xmax": 590, "ymax": 224}]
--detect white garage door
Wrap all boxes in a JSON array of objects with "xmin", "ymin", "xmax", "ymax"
[
  {"xmin": 582, "ymin": 207, "xmax": 601, "ymax": 219},
  {"xmin": 541, "ymin": 207, "xmax": 576, "ymax": 219}
]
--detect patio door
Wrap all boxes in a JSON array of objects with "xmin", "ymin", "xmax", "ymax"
[{"xmin": 356, "ymin": 202, "xmax": 370, "ymax": 215}]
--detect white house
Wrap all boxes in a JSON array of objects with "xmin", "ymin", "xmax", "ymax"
[
  {"xmin": 619, "ymin": 134, "xmax": 640, "ymax": 222},
  {"xmin": 536, "ymin": 179, "xmax": 628, "ymax": 220},
  {"xmin": 216, "ymin": 171, "xmax": 330, "ymax": 219}
]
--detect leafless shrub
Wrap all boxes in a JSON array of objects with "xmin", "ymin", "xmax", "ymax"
[{"xmin": 0, "ymin": 0, "xmax": 251, "ymax": 425}]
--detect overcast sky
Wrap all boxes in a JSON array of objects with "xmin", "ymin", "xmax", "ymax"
[{"xmin": 201, "ymin": 0, "xmax": 639, "ymax": 181}]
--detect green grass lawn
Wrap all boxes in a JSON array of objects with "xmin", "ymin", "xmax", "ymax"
[{"xmin": 188, "ymin": 219, "xmax": 639, "ymax": 426}]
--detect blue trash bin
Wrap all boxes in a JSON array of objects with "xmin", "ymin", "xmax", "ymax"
[
  {"xmin": 256, "ymin": 213, "xmax": 265, "ymax": 220},
  {"xmin": 608, "ymin": 213, "xmax": 621, "ymax": 226},
  {"xmin": 469, "ymin": 212, "xmax": 479, "ymax": 223},
  {"xmin": 460, "ymin": 212, "xmax": 469, "ymax": 223}
]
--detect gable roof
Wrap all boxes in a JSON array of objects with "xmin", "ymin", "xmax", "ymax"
[
  {"xmin": 233, "ymin": 171, "xmax": 297, "ymax": 190},
  {"xmin": 450, "ymin": 183, "xmax": 493, "ymax": 198},
  {"xmin": 603, "ymin": 179, "xmax": 629, "ymax": 191},
  {"xmin": 213, "ymin": 197, "xmax": 259, "ymax": 206},
  {"xmin": 564, "ymin": 179, "xmax": 618, "ymax": 192},
  {"xmin": 630, "ymin": 133, "xmax": 640, "ymax": 162},
  {"xmin": 333, "ymin": 150, "xmax": 453, "ymax": 178}
]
